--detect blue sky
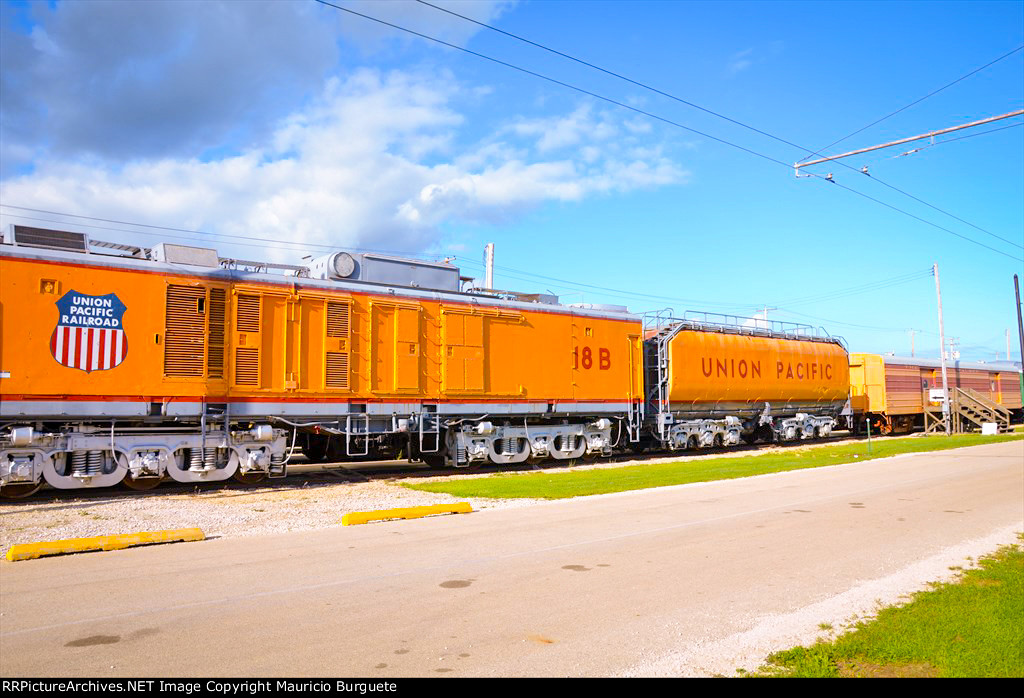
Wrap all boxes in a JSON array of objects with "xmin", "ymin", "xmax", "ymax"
[{"xmin": 1, "ymin": 0, "xmax": 1022, "ymax": 362}]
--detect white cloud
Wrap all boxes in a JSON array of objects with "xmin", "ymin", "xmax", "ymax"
[
  {"xmin": 1, "ymin": 69, "xmax": 687, "ymax": 263},
  {"xmin": 726, "ymin": 42, "xmax": 784, "ymax": 77},
  {"xmin": 506, "ymin": 105, "xmax": 618, "ymax": 153},
  {"xmin": 0, "ymin": 0, "xmax": 345, "ymax": 172}
]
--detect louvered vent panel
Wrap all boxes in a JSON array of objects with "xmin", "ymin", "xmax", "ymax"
[
  {"xmin": 12, "ymin": 225, "xmax": 88, "ymax": 252},
  {"xmin": 325, "ymin": 300, "xmax": 350, "ymax": 390},
  {"xmin": 235, "ymin": 348, "xmax": 259, "ymax": 385},
  {"xmin": 207, "ymin": 288, "xmax": 226, "ymax": 379},
  {"xmin": 164, "ymin": 285, "xmax": 206, "ymax": 377},
  {"xmin": 326, "ymin": 352, "xmax": 349, "ymax": 389},
  {"xmin": 327, "ymin": 301, "xmax": 350, "ymax": 337},
  {"xmin": 236, "ymin": 294, "xmax": 261, "ymax": 332}
]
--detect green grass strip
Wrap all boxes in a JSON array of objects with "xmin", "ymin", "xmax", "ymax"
[
  {"xmin": 756, "ymin": 538, "xmax": 1024, "ymax": 678},
  {"xmin": 404, "ymin": 432, "xmax": 1024, "ymax": 500}
]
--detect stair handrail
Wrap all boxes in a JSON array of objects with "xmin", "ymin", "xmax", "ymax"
[{"xmin": 960, "ymin": 387, "xmax": 1011, "ymax": 419}]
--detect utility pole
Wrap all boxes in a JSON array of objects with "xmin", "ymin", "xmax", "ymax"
[
  {"xmin": 907, "ymin": 328, "xmax": 918, "ymax": 357},
  {"xmin": 934, "ymin": 263, "xmax": 950, "ymax": 435},
  {"xmin": 1015, "ymin": 275, "xmax": 1024, "ymax": 399},
  {"xmin": 947, "ymin": 337, "xmax": 961, "ymax": 361},
  {"xmin": 759, "ymin": 306, "xmax": 777, "ymax": 331}
]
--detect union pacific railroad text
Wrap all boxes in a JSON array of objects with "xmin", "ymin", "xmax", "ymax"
[{"xmin": 700, "ymin": 358, "xmax": 834, "ymax": 380}]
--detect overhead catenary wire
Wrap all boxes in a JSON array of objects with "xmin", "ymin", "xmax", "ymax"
[
  {"xmin": 316, "ymin": 0, "xmax": 1023, "ymax": 262},
  {"xmin": 411, "ymin": 0, "xmax": 1024, "ymax": 253}
]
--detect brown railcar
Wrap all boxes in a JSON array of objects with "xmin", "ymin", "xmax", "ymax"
[{"xmin": 850, "ymin": 353, "xmax": 1022, "ymax": 434}]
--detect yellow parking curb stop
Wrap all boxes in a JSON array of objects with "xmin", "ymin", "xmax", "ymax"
[
  {"xmin": 342, "ymin": 502, "xmax": 473, "ymax": 526},
  {"xmin": 5, "ymin": 528, "xmax": 206, "ymax": 562}
]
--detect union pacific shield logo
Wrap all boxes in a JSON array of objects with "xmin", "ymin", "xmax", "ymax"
[{"xmin": 50, "ymin": 291, "xmax": 128, "ymax": 372}]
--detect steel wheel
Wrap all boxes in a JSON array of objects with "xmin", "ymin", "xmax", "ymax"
[
  {"xmin": 122, "ymin": 474, "xmax": 163, "ymax": 491},
  {"xmin": 0, "ymin": 481, "xmax": 44, "ymax": 499},
  {"xmin": 420, "ymin": 453, "xmax": 447, "ymax": 469},
  {"xmin": 233, "ymin": 470, "xmax": 268, "ymax": 485},
  {"xmin": 303, "ymin": 435, "xmax": 329, "ymax": 464}
]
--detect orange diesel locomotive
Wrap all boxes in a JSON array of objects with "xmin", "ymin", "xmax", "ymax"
[{"xmin": 1, "ymin": 225, "xmax": 847, "ymax": 497}]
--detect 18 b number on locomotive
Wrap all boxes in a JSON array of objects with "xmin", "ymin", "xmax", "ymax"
[{"xmin": 572, "ymin": 346, "xmax": 611, "ymax": 370}]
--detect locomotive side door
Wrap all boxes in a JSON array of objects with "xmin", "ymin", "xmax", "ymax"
[
  {"xmin": 440, "ymin": 308, "xmax": 485, "ymax": 394},
  {"xmin": 370, "ymin": 301, "xmax": 423, "ymax": 395}
]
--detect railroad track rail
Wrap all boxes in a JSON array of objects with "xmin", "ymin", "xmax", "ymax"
[{"xmin": 0, "ymin": 431, "xmax": 878, "ymax": 504}]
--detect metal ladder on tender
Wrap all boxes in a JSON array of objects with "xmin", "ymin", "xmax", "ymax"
[{"xmin": 642, "ymin": 310, "xmax": 687, "ymax": 444}]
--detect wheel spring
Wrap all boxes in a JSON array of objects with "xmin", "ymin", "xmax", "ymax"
[
  {"xmin": 204, "ymin": 448, "xmax": 218, "ymax": 469},
  {"xmin": 188, "ymin": 447, "xmax": 204, "ymax": 471},
  {"xmin": 456, "ymin": 446, "xmax": 468, "ymax": 465},
  {"xmin": 558, "ymin": 435, "xmax": 576, "ymax": 452},
  {"xmin": 500, "ymin": 437, "xmax": 516, "ymax": 455},
  {"xmin": 70, "ymin": 451, "xmax": 88, "ymax": 477},
  {"xmin": 71, "ymin": 451, "xmax": 103, "ymax": 477},
  {"xmin": 270, "ymin": 452, "xmax": 285, "ymax": 467}
]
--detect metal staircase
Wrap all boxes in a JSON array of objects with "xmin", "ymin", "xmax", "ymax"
[
  {"xmin": 952, "ymin": 388, "xmax": 1011, "ymax": 433},
  {"xmin": 642, "ymin": 310, "xmax": 683, "ymax": 443},
  {"xmin": 928, "ymin": 388, "xmax": 1013, "ymax": 434}
]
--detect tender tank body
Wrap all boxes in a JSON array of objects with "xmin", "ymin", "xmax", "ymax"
[
  {"xmin": 668, "ymin": 330, "xmax": 850, "ymax": 415},
  {"xmin": 644, "ymin": 314, "xmax": 849, "ymax": 448}
]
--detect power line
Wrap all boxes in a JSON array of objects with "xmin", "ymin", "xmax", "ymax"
[
  {"xmin": 314, "ymin": 2, "xmax": 791, "ymax": 169},
  {"xmin": 1, "ymin": 204, "xmax": 750, "ymax": 309},
  {"xmin": 412, "ymin": 0, "xmax": 1023, "ymax": 253},
  {"xmin": 1, "ymin": 200, "xmax": 999, "ymax": 351},
  {"xmin": 457, "ymin": 257, "xmax": 751, "ymax": 309},
  {"xmin": 768, "ymin": 269, "xmax": 935, "ymax": 307},
  {"xmin": 774, "ymin": 306, "xmax": 933, "ymax": 334},
  {"xmin": 321, "ymin": 0, "xmax": 1024, "ymax": 262},
  {"xmin": 414, "ymin": 0, "xmax": 812, "ymax": 157},
  {"xmin": 0, "ymin": 205, "xmax": 445, "ymax": 260}
]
